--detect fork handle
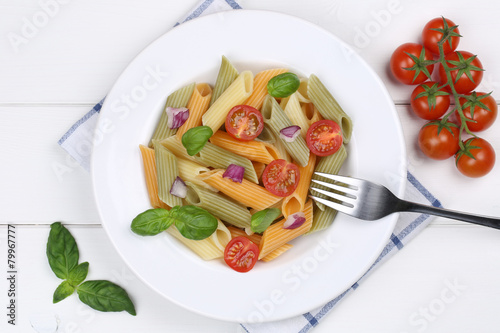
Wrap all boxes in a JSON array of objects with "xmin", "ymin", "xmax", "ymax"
[{"xmin": 401, "ymin": 200, "xmax": 500, "ymax": 229}]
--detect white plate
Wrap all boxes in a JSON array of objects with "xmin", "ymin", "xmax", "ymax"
[{"xmin": 91, "ymin": 10, "xmax": 406, "ymax": 323}]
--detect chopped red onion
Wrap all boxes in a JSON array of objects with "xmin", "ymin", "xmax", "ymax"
[
  {"xmin": 222, "ymin": 164, "xmax": 245, "ymax": 183},
  {"xmin": 166, "ymin": 107, "xmax": 189, "ymax": 129},
  {"xmin": 283, "ymin": 212, "xmax": 306, "ymax": 229},
  {"xmin": 170, "ymin": 177, "xmax": 187, "ymax": 198},
  {"xmin": 279, "ymin": 125, "xmax": 301, "ymax": 142}
]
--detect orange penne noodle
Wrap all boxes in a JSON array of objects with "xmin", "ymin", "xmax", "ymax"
[
  {"xmin": 259, "ymin": 200, "xmax": 313, "ymax": 259},
  {"xmin": 226, "ymin": 226, "xmax": 293, "ymax": 262},
  {"xmin": 138, "ymin": 145, "xmax": 170, "ymax": 210},
  {"xmin": 198, "ymin": 169, "xmax": 282, "ymax": 211},
  {"xmin": 252, "ymin": 161, "xmax": 266, "ymax": 181},
  {"xmin": 282, "ymin": 153, "xmax": 316, "ymax": 218},
  {"xmin": 209, "ymin": 131, "xmax": 280, "ymax": 164},
  {"xmin": 303, "ymin": 103, "xmax": 323, "ymax": 127},
  {"xmin": 244, "ymin": 68, "xmax": 288, "ymax": 110},
  {"xmin": 176, "ymin": 83, "xmax": 212, "ymax": 138}
]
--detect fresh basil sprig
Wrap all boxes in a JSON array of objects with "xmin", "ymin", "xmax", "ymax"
[
  {"xmin": 181, "ymin": 126, "xmax": 213, "ymax": 156},
  {"xmin": 267, "ymin": 73, "xmax": 300, "ymax": 98},
  {"xmin": 131, "ymin": 205, "xmax": 218, "ymax": 240},
  {"xmin": 47, "ymin": 222, "xmax": 136, "ymax": 315},
  {"xmin": 251, "ymin": 208, "xmax": 281, "ymax": 233}
]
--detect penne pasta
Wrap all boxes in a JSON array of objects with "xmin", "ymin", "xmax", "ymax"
[
  {"xmin": 307, "ymin": 74, "xmax": 353, "ymax": 143},
  {"xmin": 245, "ymin": 68, "xmax": 288, "ymax": 110},
  {"xmin": 184, "ymin": 183, "xmax": 252, "ymax": 230},
  {"xmin": 194, "ymin": 142, "xmax": 259, "ymax": 184},
  {"xmin": 177, "ymin": 158, "xmax": 216, "ymax": 192},
  {"xmin": 258, "ymin": 200, "xmax": 313, "ymax": 259},
  {"xmin": 308, "ymin": 205, "xmax": 338, "ymax": 234},
  {"xmin": 138, "ymin": 145, "xmax": 170, "ymax": 209},
  {"xmin": 166, "ymin": 219, "xmax": 231, "ymax": 260},
  {"xmin": 153, "ymin": 141, "xmax": 182, "ymax": 208},
  {"xmin": 261, "ymin": 244, "xmax": 293, "ymax": 262},
  {"xmin": 281, "ymin": 152, "xmax": 316, "ymax": 218},
  {"xmin": 296, "ymin": 78, "xmax": 311, "ymax": 103},
  {"xmin": 209, "ymin": 130, "xmax": 280, "ymax": 164},
  {"xmin": 261, "ymin": 95, "xmax": 310, "ymax": 167},
  {"xmin": 202, "ymin": 71, "xmax": 254, "ymax": 133},
  {"xmin": 159, "ymin": 136, "xmax": 200, "ymax": 164},
  {"xmin": 210, "ymin": 56, "xmax": 239, "ymax": 106},
  {"xmin": 252, "ymin": 161, "xmax": 266, "ymax": 181},
  {"xmin": 198, "ymin": 169, "xmax": 282, "ymax": 211},
  {"xmin": 176, "ymin": 83, "xmax": 212, "ymax": 138},
  {"xmin": 150, "ymin": 83, "xmax": 196, "ymax": 146},
  {"xmin": 280, "ymin": 92, "xmax": 309, "ymax": 138},
  {"xmin": 311, "ymin": 144, "xmax": 348, "ymax": 210}
]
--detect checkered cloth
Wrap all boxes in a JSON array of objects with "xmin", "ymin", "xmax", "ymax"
[{"xmin": 58, "ymin": 1, "xmax": 441, "ymax": 331}]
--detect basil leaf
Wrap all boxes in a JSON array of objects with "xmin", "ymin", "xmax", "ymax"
[
  {"xmin": 77, "ymin": 280, "xmax": 136, "ymax": 316},
  {"xmin": 170, "ymin": 205, "xmax": 218, "ymax": 240},
  {"xmin": 46, "ymin": 222, "xmax": 79, "ymax": 280},
  {"xmin": 53, "ymin": 280, "xmax": 75, "ymax": 304},
  {"xmin": 68, "ymin": 262, "xmax": 89, "ymax": 287},
  {"xmin": 267, "ymin": 73, "xmax": 300, "ymax": 98},
  {"xmin": 131, "ymin": 208, "xmax": 172, "ymax": 236},
  {"xmin": 181, "ymin": 126, "xmax": 213, "ymax": 156},
  {"xmin": 251, "ymin": 208, "xmax": 281, "ymax": 233}
]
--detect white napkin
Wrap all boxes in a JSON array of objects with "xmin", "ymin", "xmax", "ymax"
[{"xmin": 58, "ymin": 1, "xmax": 441, "ymax": 331}]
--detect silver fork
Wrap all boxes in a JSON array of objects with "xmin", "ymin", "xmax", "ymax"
[{"xmin": 310, "ymin": 172, "xmax": 500, "ymax": 229}]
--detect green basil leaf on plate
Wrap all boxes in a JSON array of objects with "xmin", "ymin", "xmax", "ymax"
[
  {"xmin": 53, "ymin": 280, "xmax": 76, "ymax": 304},
  {"xmin": 46, "ymin": 222, "xmax": 79, "ymax": 280},
  {"xmin": 267, "ymin": 72, "xmax": 300, "ymax": 98},
  {"xmin": 77, "ymin": 280, "xmax": 136, "ymax": 316},
  {"xmin": 181, "ymin": 126, "xmax": 213, "ymax": 156},
  {"xmin": 251, "ymin": 208, "xmax": 281, "ymax": 233},
  {"xmin": 170, "ymin": 205, "xmax": 218, "ymax": 240},
  {"xmin": 131, "ymin": 208, "xmax": 172, "ymax": 236}
]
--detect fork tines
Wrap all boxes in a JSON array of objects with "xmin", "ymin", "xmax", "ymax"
[{"xmin": 309, "ymin": 172, "xmax": 359, "ymax": 214}]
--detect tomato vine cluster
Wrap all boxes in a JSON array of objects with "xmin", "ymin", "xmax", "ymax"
[{"xmin": 390, "ymin": 17, "xmax": 497, "ymax": 178}]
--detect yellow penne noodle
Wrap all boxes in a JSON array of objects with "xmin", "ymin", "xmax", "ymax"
[
  {"xmin": 202, "ymin": 71, "xmax": 254, "ymax": 133},
  {"xmin": 296, "ymin": 78, "xmax": 311, "ymax": 103},
  {"xmin": 259, "ymin": 200, "xmax": 313, "ymax": 259},
  {"xmin": 281, "ymin": 153, "xmax": 316, "ymax": 219},
  {"xmin": 244, "ymin": 68, "xmax": 288, "ymax": 110},
  {"xmin": 159, "ymin": 136, "xmax": 201, "ymax": 164},
  {"xmin": 197, "ymin": 169, "xmax": 282, "ymax": 211},
  {"xmin": 166, "ymin": 220, "xmax": 231, "ymax": 260},
  {"xmin": 177, "ymin": 158, "xmax": 216, "ymax": 192},
  {"xmin": 302, "ymin": 103, "xmax": 323, "ymax": 127},
  {"xmin": 209, "ymin": 131, "xmax": 280, "ymax": 164},
  {"xmin": 176, "ymin": 83, "xmax": 212, "ymax": 138},
  {"xmin": 138, "ymin": 145, "xmax": 170, "ymax": 209},
  {"xmin": 226, "ymin": 226, "xmax": 293, "ymax": 262},
  {"xmin": 281, "ymin": 92, "xmax": 309, "ymax": 138}
]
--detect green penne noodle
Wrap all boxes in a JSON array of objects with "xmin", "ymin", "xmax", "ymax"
[
  {"xmin": 210, "ymin": 55, "xmax": 239, "ymax": 106},
  {"xmin": 308, "ymin": 205, "xmax": 338, "ymax": 234},
  {"xmin": 194, "ymin": 142, "xmax": 259, "ymax": 184},
  {"xmin": 150, "ymin": 82, "xmax": 196, "ymax": 146},
  {"xmin": 153, "ymin": 141, "xmax": 182, "ymax": 208},
  {"xmin": 307, "ymin": 74, "xmax": 353, "ymax": 143},
  {"xmin": 261, "ymin": 95, "xmax": 310, "ymax": 167},
  {"xmin": 184, "ymin": 183, "xmax": 252, "ymax": 230}
]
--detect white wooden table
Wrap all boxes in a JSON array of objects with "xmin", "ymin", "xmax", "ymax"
[{"xmin": 2, "ymin": 0, "xmax": 500, "ymax": 332}]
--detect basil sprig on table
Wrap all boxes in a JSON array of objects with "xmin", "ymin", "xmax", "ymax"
[
  {"xmin": 251, "ymin": 208, "xmax": 281, "ymax": 233},
  {"xmin": 267, "ymin": 72, "xmax": 301, "ymax": 98},
  {"xmin": 181, "ymin": 125, "xmax": 213, "ymax": 156},
  {"xmin": 47, "ymin": 222, "xmax": 136, "ymax": 315},
  {"xmin": 131, "ymin": 205, "xmax": 218, "ymax": 240}
]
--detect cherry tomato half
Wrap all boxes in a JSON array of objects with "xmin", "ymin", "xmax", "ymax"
[
  {"xmin": 306, "ymin": 119, "xmax": 343, "ymax": 157},
  {"xmin": 418, "ymin": 122, "xmax": 460, "ymax": 160},
  {"xmin": 410, "ymin": 81, "xmax": 450, "ymax": 120},
  {"xmin": 438, "ymin": 51, "xmax": 483, "ymax": 94},
  {"xmin": 262, "ymin": 159, "xmax": 300, "ymax": 197},
  {"xmin": 422, "ymin": 17, "xmax": 460, "ymax": 56},
  {"xmin": 390, "ymin": 43, "xmax": 434, "ymax": 85},
  {"xmin": 456, "ymin": 92, "xmax": 498, "ymax": 132},
  {"xmin": 225, "ymin": 105, "xmax": 264, "ymax": 141},
  {"xmin": 224, "ymin": 236, "xmax": 259, "ymax": 273},
  {"xmin": 456, "ymin": 137, "xmax": 496, "ymax": 178}
]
